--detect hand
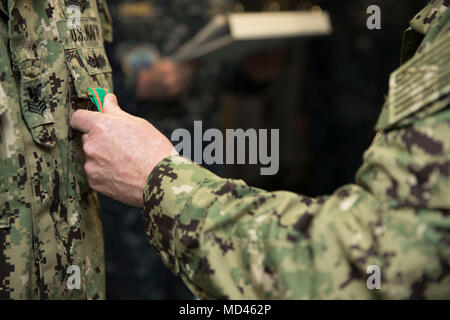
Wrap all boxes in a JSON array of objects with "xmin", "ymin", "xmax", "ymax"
[
  {"xmin": 70, "ymin": 94, "xmax": 178, "ymax": 207},
  {"xmin": 136, "ymin": 59, "xmax": 197, "ymax": 101}
]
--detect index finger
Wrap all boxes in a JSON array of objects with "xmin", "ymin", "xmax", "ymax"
[{"xmin": 70, "ymin": 109, "xmax": 99, "ymax": 133}]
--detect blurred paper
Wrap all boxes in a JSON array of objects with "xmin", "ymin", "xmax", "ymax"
[{"xmin": 170, "ymin": 11, "xmax": 332, "ymax": 63}]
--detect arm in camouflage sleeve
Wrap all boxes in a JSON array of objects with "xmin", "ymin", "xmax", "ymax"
[
  {"xmin": 143, "ymin": 156, "xmax": 385, "ymax": 300},
  {"xmin": 143, "ymin": 120, "xmax": 450, "ymax": 300}
]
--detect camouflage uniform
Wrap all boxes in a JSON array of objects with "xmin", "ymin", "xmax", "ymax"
[
  {"xmin": 0, "ymin": 0, "xmax": 113, "ymax": 299},
  {"xmin": 142, "ymin": 1, "xmax": 450, "ymax": 299}
]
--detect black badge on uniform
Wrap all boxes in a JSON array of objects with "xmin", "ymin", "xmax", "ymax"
[
  {"xmin": 26, "ymin": 85, "xmax": 47, "ymax": 115},
  {"xmin": 87, "ymin": 52, "xmax": 106, "ymax": 69},
  {"xmin": 64, "ymin": 0, "xmax": 90, "ymax": 13}
]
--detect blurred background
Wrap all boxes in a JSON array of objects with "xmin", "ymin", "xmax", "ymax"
[{"xmin": 100, "ymin": 0, "xmax": 425, "ymax": 299}]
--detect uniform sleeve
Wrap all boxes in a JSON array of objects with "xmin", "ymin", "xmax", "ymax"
[{"xmin": 142, "ymin": 156, "xmax": 384, "ymax": 300}]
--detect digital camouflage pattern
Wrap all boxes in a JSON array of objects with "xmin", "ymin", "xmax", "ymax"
[
  {"xmin": 142, "ymin": 0, "xmax": 450, "ymax": 299},
  {"xmin": 0, "ymin": 0, "xmax": 113, "ymax": 299}
]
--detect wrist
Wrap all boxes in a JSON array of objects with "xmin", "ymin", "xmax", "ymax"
[{"xmin": 139, "ymin": 148, "xmax": 179, "ymax": 208}]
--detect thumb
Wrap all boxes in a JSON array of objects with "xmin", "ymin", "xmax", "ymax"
[{"xmin": 102, "ymin": 93, "xmax": 122, "ymax": 115}]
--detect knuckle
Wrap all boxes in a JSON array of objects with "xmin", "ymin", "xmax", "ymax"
[
  {"xmin": 83, "ymin": 140, "xmax": 94, "ymax": 156},
  {"xmin": 84, "ymin": 161, "xmax": 93, "ymax": 175}
]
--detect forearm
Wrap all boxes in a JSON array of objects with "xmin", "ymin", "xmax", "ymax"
[{"xmin": 142, "ymin": 156, "xmax": 380, "ymax": 299}]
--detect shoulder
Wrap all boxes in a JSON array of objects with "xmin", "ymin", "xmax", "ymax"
[{"xmin": 375, "ymin": 5, "xmax": 450, "ymax": 131}]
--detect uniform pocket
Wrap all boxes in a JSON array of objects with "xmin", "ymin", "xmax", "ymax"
[
  {"xmin": 57, "ymin": 17, "xmax": 113, "ymax": 100},
  {"xmin": 65, "ymin": 46, "xmax": 113, "ymax": 99},
  {"xmin": 64, "ymin": 46, "xmax": 112, "ymax": 197},
  {"xmin": 17, "ymin": 59, "xmax": 57, "ymax": 149}
]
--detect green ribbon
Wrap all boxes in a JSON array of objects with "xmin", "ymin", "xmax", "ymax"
[{"xmin": 86, "ymin": 87, "xmax": 111, "ymax": 113}]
